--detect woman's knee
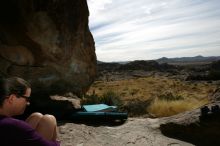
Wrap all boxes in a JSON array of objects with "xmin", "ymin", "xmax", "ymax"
[
  {"xmin": 26, "ymin": 112, "xmax": 44, "ymax": 129},
  {"xmin": 35, "ymin": 114, "xmax": 58, "ymax": 140},
  {"xmin": 43, "ymin": 114, "xmax": 57, "ymax": 125},
  {"xmin": 37, "ymin": 114, "xmax": 57, "ymax": 130},
  {"xmin": 28, "ymin": 112, "xmax": 44, "ymax": 119}
]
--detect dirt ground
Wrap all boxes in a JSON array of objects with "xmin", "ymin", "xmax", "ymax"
[{"xmin": 58, "ymin": 118, "xmax": 193, "ymax": 146}]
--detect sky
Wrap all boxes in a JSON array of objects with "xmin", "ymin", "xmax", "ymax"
[{"xmin": 87, "ymin": 0, "xmax": 220, "ymax": 62}]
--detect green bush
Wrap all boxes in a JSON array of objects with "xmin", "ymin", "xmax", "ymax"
[
  {"xmin": 82, "ymin": 94, "xmax": 100, "ymax": 105},
  {"xmin": 83, "ymin": 91, "xmax": 122, "ymax": 107},
  {"xmin": 99, "ymin": 91, "xmax": 122, "ymax": 106}
]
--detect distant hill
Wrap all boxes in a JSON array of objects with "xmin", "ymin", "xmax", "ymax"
[
  {"xmin": 157, "ymin": 56, "xmax": 220, "ymax": 64},
  {"xmin": 97, "ymin": 56, "xmax": 220, "ymax": 71},
  {"xmin": 97, "ymin": 60, "xmax": 176, "ymax": 72},
  {"xmin": 98, "ymin": 56, "xmax": 220, "ymax": 65},
  {"xmin": 97, "ymin": 60, "xmax": 105, "ymax": 64},
  {"xmin": 97, "ymin": 60, "xmax": 129, "ymax": 65}
]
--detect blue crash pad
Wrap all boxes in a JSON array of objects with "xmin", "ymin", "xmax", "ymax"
[
  {"xmin": 83, "ymin": 104, "xmax": 117, "ymax": 112},
  {"xmin": 70, "ymin": 111, "xmax": 128, "ymax": 121}
]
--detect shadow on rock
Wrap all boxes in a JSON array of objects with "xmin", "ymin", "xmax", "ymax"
[
  {"xmin": 58, "ymin": 119, "xmax": 127, "ymax": 127},
  {"xmin": 160, "ymin": 107, "xmax": 220, "ymax": 146}
]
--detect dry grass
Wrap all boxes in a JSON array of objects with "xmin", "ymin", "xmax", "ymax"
[
  {"xmin": 148, "ymin": 98, "xmax": 209, "ymax": 117},
  {"xmin": 86, "ymin": 75, "xmax": 216, "ymax": 117}
]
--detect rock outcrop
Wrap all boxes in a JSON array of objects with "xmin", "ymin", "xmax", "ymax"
[
  {"xmin": 0, "ymin": 0, "xmax": 96, "ymax": 97},
  {"xmin": 158, "ymin": 101, "xmax": 220, "ymax": 146}
]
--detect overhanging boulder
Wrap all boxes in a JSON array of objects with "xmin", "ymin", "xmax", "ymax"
[{"xmin": 0, "ymin": 0, "xmax": 97, "ymax": 97}]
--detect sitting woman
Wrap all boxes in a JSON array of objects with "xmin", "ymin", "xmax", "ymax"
[{"xmin": 0, "ymin": 77, "xmax": 60, "ymax": 146}]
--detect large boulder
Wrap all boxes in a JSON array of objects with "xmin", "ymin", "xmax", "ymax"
[
  {"xmin": 157, "ymin": 101, "xmax": 220, "ymax": 146},
  {"xmin": 0, "ymin": 0, "xmax": 97, "ymax": 97}
]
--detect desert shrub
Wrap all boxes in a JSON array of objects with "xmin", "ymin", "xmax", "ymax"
[
  {"xmin": 82, "ymin": 91, "xmax": 122, "ymax": 107},
  {"xmin": 82, "ymin": 94, "xmax": 100, "ymax": 105},
  {"xmin": 120, "ymin": 92, "xmax": 127, "ymax": 96},
  {"xmin": 121, "ymin": 99, "xmax": 152, "ymax": 117},
  {"xmin": 158, "ymin": 92, "xmax": 184, "ymax": 101},
  {"xmin": 193, "ymin": 83, "xmax": 197, "ymax": 87},
  {"xmin": 129, "ymin": 89, "xmax": 139, "ymax": 96},
  {"xmin": 99, "ymin": 91, "xmax": 122, "ymax": 106}
]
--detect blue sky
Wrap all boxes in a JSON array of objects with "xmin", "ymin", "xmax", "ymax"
[{"xmin": 87, "ymin": 0, "xmax": 220, "ymax": 62}]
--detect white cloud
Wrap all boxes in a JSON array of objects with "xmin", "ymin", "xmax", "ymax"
[{"xmin": 88, "ymin": 0, "xmax": 220, "ymax": 62}]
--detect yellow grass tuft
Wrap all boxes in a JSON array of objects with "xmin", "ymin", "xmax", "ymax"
[{"xmin": 148, "ymin": 98, "xmax": 209, "ymax": 117}]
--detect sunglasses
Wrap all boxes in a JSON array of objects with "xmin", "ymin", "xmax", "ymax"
[{"xmin": 18, "ymin": 95, "xmax": 30, "ymax": 102}]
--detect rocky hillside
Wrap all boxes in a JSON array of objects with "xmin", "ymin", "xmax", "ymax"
[
  {"xmin": 98, "ymin": 60, "xmax": 176, "ymax": 72},
  {"xmin": 186, "ymin": 60, "xmax": 220, "ymax": 81},
  {"xmin": 157, "ymin": 55, "xmax": 220, "ymax": 64},
  {"xmin": 97, "ymin": 58, "xmax": 220, "ymax": 82}
]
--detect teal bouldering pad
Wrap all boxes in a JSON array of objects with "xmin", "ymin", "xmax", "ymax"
[
  {"xmin": 83, "ymin": 104, "xmax": 117, "ymax": 112},
  {"xmin": 70, "ymin": 112, "xmax": 128, "ymax": 121}
]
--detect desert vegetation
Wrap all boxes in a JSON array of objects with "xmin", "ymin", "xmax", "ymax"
[
  {"xmin": 85, "ymin": 75, "xmax": 217, "ymax": 117},
  {"xmin": 83, "ymin": 59, "xmax": 220, "ymax": 118}
]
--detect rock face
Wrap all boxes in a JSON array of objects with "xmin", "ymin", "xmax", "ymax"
[
  {"xmin": 0, "ymin": 0, "xmax": 96, "ymax": 96},
  {"xmin": 158, "ymin": 101, "xmax": 220, "ymax": 146}
]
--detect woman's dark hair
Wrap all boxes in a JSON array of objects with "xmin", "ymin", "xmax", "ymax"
[{"xmin": 0, "ymin": 77, "xmax": 31, "ymax": 106}]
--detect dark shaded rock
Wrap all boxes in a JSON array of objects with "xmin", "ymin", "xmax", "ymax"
[
  {"xmin": 159, "ymin": 101, "xmax": 220, "ymax": 146},
  {"xmin": 200, "ymin": 106, "xmax": 210, "ymax": 116},
  {"xmin": 210, "ymin": 60, "xmax": 220, "ymax": 70},
  {"xmin": 186, "ymin": 60, "xmax": 220, "ymax": 81},
  {"xmin": 211, "ymin": 88, "xmax": 220, "ymax": 101},
  {"xmin": 0, "ymin": 0, "xmax": 97, "ymax": 97}
]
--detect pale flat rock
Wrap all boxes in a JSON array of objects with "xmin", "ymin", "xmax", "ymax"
[{"xmin": 58, "ymin": 118, "xmax": 193, "ymax": 146}]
